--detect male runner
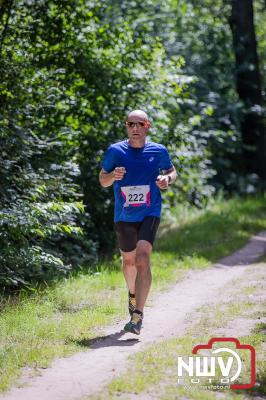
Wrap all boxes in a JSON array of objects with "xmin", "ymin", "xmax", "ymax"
[{"xmin": 99, "ymin": 110, "xmax": 176, "ymax": 334}]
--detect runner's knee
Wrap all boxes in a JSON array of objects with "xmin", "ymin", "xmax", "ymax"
[
  {"xmin": 135, "ymin": 252, "xmax": 150, "ymax": 270},
  {"xmin": 122, "ymin": 252, "xmax": 136, "ymax": 269}
]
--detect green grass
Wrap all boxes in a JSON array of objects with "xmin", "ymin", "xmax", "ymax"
[
  {"xmin": 156, "ymin": 194, "xmax": 266, "ymax": 262},
  {"xmin": 0, "ymin": 194, "xmax": 266, "ymax": 392},
  {"xmin": 90, "ymin": 325, "xmax": 266, "ymax": 400},
  {"xmin": 90, "ymin": 265, "xmax": 266, "ymax": 400},
  {"xmin": 0, "ymin": 268, "xmax": 128, "ymax": 391}
]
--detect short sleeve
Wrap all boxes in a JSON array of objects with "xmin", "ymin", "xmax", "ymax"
[
  {"xmin": 101, "ymin": 145, "xmax": 117, "ymax": 173},
  {"xmin": 159, "ymin": 145, "xmax": 173, "ymax": 171}
]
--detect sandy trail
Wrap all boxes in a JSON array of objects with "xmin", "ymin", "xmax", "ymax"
[{"xmin": 1, "ymin": 231, "xmax": 266, "ymax": 400}]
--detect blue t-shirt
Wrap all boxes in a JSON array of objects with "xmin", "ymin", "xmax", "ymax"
[{"xmin": 101, "ymin": 139, "xmax": 173, "ymax": 222}]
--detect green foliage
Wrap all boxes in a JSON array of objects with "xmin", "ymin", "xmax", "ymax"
[
  {"xmin": 0, "ymin": 0, "xmax": 98, "ymax": 287},
  {"xmin": 128, "ymin": 0, "xmax": 247, "ymax": 192},
  {"xmin": 0, "ymin": 0, "xmax": 265, "ymax": 286}
]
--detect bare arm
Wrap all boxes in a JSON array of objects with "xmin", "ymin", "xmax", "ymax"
[{"xmin": 99, "ymin": 167, "xmax": 126, "ymax": 188}]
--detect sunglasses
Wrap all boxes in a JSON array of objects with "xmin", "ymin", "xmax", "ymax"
[{"xmin": 126, "ymin": 121, "xmax": 147, "ymax": 128}]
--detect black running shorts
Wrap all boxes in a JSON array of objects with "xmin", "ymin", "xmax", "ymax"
[{"xmin": 114, "ymin": 216, "xmax": 160, "ymax": 252}]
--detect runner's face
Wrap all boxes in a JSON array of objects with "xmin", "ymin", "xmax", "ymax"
[{"xmin": 126, "ymin": 116, "xmax": 150, "ymax": 146}]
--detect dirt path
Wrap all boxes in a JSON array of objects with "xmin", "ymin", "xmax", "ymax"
[{"xmin": 1, "ymin": 231, "xmax": 266, "ymax": 400}]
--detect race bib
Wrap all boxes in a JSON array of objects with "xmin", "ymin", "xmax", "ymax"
[{"xmin": 121, "ymin": 185, "xmax": 150, "ymax": 207}]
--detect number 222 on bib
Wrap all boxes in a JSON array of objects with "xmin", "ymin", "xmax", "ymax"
[{"xmin": 121, "ymin": 185, "xmax": 150, "ymax": 207}]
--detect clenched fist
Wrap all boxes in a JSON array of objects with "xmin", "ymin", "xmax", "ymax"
[
  {"xmin": 113, "ymin": 167, "xmax": 126, "ymax": 181},
  {"xmin": 156, "ymin": 174, "xmax": 169, "ymax": 190}
]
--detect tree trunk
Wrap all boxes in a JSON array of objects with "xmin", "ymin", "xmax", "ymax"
[{"xmin": 230, "ymin": 0, "xmax": 266, "ymax": 180}]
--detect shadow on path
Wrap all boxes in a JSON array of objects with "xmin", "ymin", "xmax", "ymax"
[{"xmin": 71, "ymin": 330, "xmax": 139, "ymax": 349}]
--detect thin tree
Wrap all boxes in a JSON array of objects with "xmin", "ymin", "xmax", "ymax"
[{"xmin": 230, "ymin": 0, "xmax": 266, "ymax": 180}]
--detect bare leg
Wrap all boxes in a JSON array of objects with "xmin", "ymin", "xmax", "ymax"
[
  {"xmin": 134, "ymin": 240, "xmax": 152, "ymax": 312},
  {"xmin": 121, "ymin": 249, "xmax": 137, "ymax": 294}
]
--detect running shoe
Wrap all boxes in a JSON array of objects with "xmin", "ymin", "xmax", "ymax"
[
  {"xmin": 124, "ymin": 311, "xmax": 143, "ymax": 335},
  {"xmin": 128, "ymin": 294, "xmax": 136, "ymax": 316}
]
